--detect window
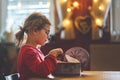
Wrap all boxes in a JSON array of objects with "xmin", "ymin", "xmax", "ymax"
[
  {"xmin": 6, "ymin": 0, "xmax": 55, "ymax": 35},
  {"xmin": 110, "ymin": 0, "xmax": 120, "ymax": 42}
]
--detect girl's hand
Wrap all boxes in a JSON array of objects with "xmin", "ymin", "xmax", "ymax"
[{"xmin": 49, "ymin": 48, "xmax": 63, "ymax": 57}]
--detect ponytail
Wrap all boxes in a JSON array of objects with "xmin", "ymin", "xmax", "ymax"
[{"xmin": 15, "ymin": 26, "xmax": 26, "ymax": 47}]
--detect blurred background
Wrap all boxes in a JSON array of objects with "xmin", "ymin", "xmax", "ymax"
[{"xmin": 0, "ymin": 0, "xmax": 120, "ymax": 76}]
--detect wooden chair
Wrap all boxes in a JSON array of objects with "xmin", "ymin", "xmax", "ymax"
[{"xmin": 5, "ymin": 73, "xmax": 20, "ymax": 80}]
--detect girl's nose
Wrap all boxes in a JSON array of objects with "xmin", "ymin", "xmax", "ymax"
[{"xmin": 48, "ymin": 35, "xmax": 51, "ymax": 40}]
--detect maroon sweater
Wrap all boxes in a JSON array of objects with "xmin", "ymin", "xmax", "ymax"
[{"xmin": 18, "ymin": 45, "xmax": 57, "ymax": 80}]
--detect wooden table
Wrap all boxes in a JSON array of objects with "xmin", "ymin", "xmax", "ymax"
[{"xmin": 29, "ymin": 71, "xmax": 120, "ymax": 80}]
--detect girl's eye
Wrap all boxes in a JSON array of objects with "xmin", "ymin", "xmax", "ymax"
[
  {"xmin": 46, "ymin": 31, "xmax": 49, "ymax": 35},
  {"xmin": 43, "ymin": 28, "xmax": 50, "ymax": 35}
]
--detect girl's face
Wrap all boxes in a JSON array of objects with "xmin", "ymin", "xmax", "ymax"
[{"xmin": 34, "ymin": 24, "xmax": 50, "ymax": 46}]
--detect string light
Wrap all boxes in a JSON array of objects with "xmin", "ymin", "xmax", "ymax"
[
  {"xmin": 93, "ymin": 0, "xmax": 98, "ymax": 3},
  {"xmin": 63, "ymin": 19, "xmax": 71, "ymax": 28},
  {"xmin": 98, "ymin": 4, "xmax": 105, "ymax": 11},
  {"xmin": 91, "ymin": 0, "xmax": 111, "ymax": 29},
  {"xmin": 67, "ymin": 8, "xmax": 72, "ymax": 12},
  {"xmin": 95, "ymin": 18, "xmax": 103, "ymax": 26},
  {"xmin": 63, "ymin": 0, "xmax": 67, "ymax": 3},
  {"xmin": 88, "ymin": 6, "xmax": 92, "ymax": 11},
  {"xmin": 73, "ymin": 1, "xmax": 79, "ymax": 8}
]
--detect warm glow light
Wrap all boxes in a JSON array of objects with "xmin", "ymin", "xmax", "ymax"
[
  {"xmin": 63, "ymin": 19, "xmax": 70, "ymax": 27},
  {"xmin": 60, "ymin": 0, "xmax": 67, "ymax": 4},
  {"xmin": 93, "ymin": 0, "xmax": 98, "ymax": 3},
  {"xmin": 73, "ymin": 1, "xmax": 79, "ymax": 8},
  {"xmin": 95, "ymin": 18, "xmax": 103, "ymax": 26},
  {"xmin": 63, "ymin": 0, "xmax": 67, "ymax": 2},
  {"xmin": 99, "ymin": 4, "xmax": 105, "ymax": 11},
  {"xmin": 88, "ymin": 6, "xmax": 92, "ymax": 11},
  {"xmin": 67, "ymin": 8, "xmax": 71, "ymax": 12},
  {"xmin": 105, "ymin": 0, "xmax": 111, "ymax": 3}
]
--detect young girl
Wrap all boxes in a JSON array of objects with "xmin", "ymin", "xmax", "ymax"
[{"xmin": 15, "ymin": 12, "xmax": 63, "ymax": 80}]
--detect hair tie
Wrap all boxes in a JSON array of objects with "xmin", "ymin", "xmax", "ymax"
[
  {"xmin": 20, "ymin": 26, "xmax": 26, "ymax": 33},
  {"xmin": 22, "ymin": 28, "xmax": 26, "ymax": 32},
  {"xmin": 23, "ymin": 28, "xmax": 26, "ymax": 32}
]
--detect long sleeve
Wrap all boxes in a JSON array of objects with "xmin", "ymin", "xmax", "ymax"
[
  {"xmin": 18, "ymin": 45, "xmax": 57, "ymax": 80},
  {"xmin": 23, "ymin": 48, "xmax": 57, "ymax": 77}
]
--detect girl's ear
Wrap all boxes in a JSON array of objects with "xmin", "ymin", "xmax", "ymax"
[
  {"xmin": 33, "ymin": 28, "xmax": 38, "ymax": 35},
  {"xmin": 34, "ymin": 28, "xmax": 38, "ymax": 32}
]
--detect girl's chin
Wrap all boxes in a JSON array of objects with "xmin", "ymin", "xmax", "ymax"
[
  {"xmin": 41, "ymin": 44, "xmax": 45, "ymax": 46},
  {"xmin": 41, "ymin": 42, "xmax": 46, "ymax": 46},
  {"xmin": 39, "ymin": 41, "xmax": 48, "ymax": 46}
]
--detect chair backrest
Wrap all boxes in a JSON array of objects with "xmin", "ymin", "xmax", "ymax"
[{"xmin": 5, "ymin": 73, "xmax": 20, "ymax": 80}]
